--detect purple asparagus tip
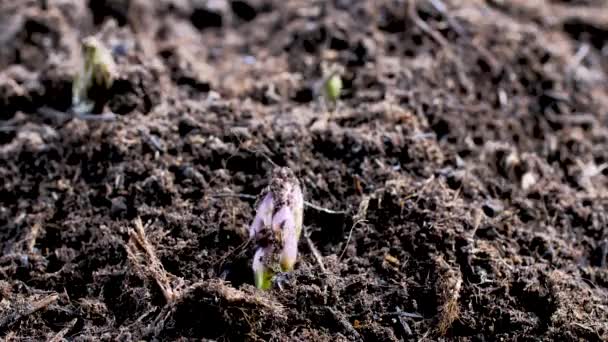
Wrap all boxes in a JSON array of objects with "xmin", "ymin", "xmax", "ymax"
[{"xmin": 249, "ymin": 167, "xmax": 304, "ymax": 289}]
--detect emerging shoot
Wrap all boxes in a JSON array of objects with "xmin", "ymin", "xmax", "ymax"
[
  {"xmin": 249, "ymin": 167, "xmax": 304, "ymax": 289},
  {"xmin": 324, "ymin": 72, "xmax": 342, "ymax": 105},
  {"xmin": 72, "ymin": 36, "xmax": 116, "ymax": 114}
]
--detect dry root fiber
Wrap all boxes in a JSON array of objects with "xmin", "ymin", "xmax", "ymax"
[{"xmin": 435, "ymin": 256, "xmax": 463, "ymax": 336}]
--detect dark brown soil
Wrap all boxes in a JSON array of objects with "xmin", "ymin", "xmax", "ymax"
[{"xmin": 1, "ymin": 0, "xmax": 608, "ymax": 341}]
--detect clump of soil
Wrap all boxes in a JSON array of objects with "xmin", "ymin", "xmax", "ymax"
[{"xmin": 1, "ymin": 0, "xmax": 608, "ymax": 340}]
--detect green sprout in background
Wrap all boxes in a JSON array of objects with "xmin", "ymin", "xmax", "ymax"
[
  {"xmin": 249, "ymin": 167, "xmax": 304, "ymax": 290},
  {"xmin": 72, "ymin": 36, "xmax": 116, "ymax": 114},
  {"xmin": 324, "ymin": 72, "xmax": 343, "ymax": 105},
  {"xmin": 320, "ymin": 62, "xmax": 344, "ymax": 112}
]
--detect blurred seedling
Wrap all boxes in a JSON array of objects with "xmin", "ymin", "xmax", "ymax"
[
  {"xmin": 321, "ymin": 63, "xmax": 344, "ymax": 112},
  {"xmin": 249, "ymin": 167, "xmax": 304, "ymax": 289},
  {"xmin": 324, "ymin": 73, "xmax": 342, "ymax": 105},
  {"xmin": 72, "ymin": 36, "xmax": 116, "ymax": 115},
  {"xmin": 38, "ymin": 37, "xmax": 117, "ymax": 122}
]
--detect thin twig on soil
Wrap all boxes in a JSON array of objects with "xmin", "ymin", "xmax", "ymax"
[
  {"xmin": 138, "ymin": 127, "xmax": 165, "ymax": 152},
  {"xmin": 150, "ymin": 304, "xmax": 174, "ymax": 337},
  {"xmin": 407, "ymin": 0, "xmax": 475, "ymax": 93},
  {"xmin": 229, "ymin": 133, "xmax": 280, "ymax": 169},
  {"xmin": 385, "ymin": 311, "xmax": 424, "ymax": 319},
  {"xmin": 339, "ymin": 196, "xmax": 369, "ymax": 260},
  {"xmin": 569, "ymin": 43, "xmax": 590, "ymax": 71},
  {"xmin": 396, "ymin": 314, "xmax": 413, "ymax": 336},
  {"xmin": 469, "ymin": 208, "xmax": 483, "ymax": 240},
  {"xmin": 37, "ymin": 106, "xmax": 117, "ymax": 122},
  {"xmin": 126, "ymin": 217, "xmax": 180, "ymax": 303},
  {"xmin": 339, "ymin": 220, "xmax": 364, "ymax": 261},
  {"xmin": 328, "ymin": 307, "xmax": 362, "ymax": 339},
  {"xmin": 26, "ymin": 222, "xmax": 41, "ymax": 253},
  {"xmin": 0, "ymin": 294, "xmax": 59, "ymax": 330},
  {"xmin": 209, "ymin": 193, "xmax": 347, "ymax": 214},
  {"xmin": 408, "ymin": 0, "xmax": 448, "ymax": 47},
  {"xmin": 209, "ymin": 193, "xmax": 257, "ymax": 200},
  {"xmin": 215, "ymin": 238, "xmax": 250, "ymax": 272},
  {"xmin": 546, "ymin": 111, "xmax": 599, "ymax": 127},
  {"xmin": 304, "ymin": 226, "xmax": 327, "ymax": 274},
  {"xmin": 0, "ymin": 125, "xmax": 18, "ymax": 132},
  {"xmin": 428, "ymin": 0, "xmax": 466, "ymax": 36},
  {"xmin": 47, "ymin": 318, "xmax": 77, "ymax": 342},
  {"xmin": 303, "ymin": 201, "xmax": 347, "ymax": 215}
]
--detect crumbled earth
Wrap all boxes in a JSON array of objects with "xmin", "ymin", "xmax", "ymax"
[{"xmin": 1, "ymin": 0, "xmax": 608, "ymax": 341}]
